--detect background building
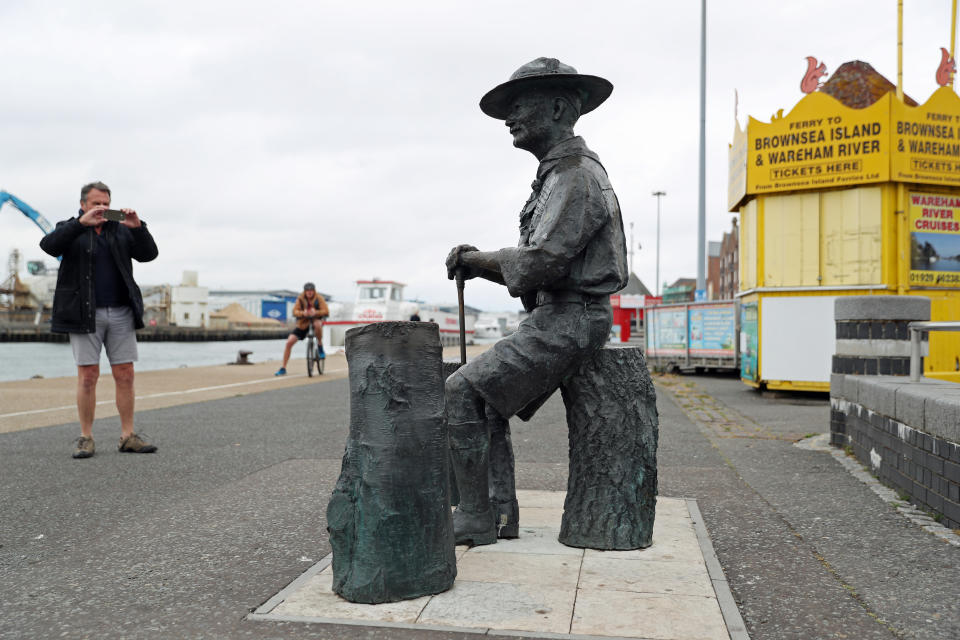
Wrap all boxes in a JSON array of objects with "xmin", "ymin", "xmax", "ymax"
[
  {"xmin": 609, "ymin": 271, "xmax": 655, "ymax": 343},
  {"xmin": 207, "ymin": 289, "xmax": 306, "ymax": 324},
  {"xmin": 169, "ymin": 271, "xmax": 209, "ymax": 328},
  {"xmin": 706, "ymin": 241, "xmax": 721, "ymax": 300},
  {"xmin": 719, "ymin": 218, "xmax": 739, "ymax": 300},
  {"xmin": 662, "ymin": 278, "xmax": 696, "ymax": 303}
]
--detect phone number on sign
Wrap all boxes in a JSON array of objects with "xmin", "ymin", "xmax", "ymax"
[{"xmin": 910, "ymin": 271, "xmax": 960, "ymax": 286}]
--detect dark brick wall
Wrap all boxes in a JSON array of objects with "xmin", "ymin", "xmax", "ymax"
[
  {"xmin": 835, "ymin": 320, "xmax": 911, "ymax": 340},
  {"xmin": 841, "ymin": 402, "xmax": 960, "ymax": 528},
  {"xmin": 832, "ymin": 318, "xmax": 927, "ymax": 375},
  {"xmin": 831, "ymin": 356, "xmax": 917, "ymax": 376},
  {"xmin": 830, "ymin": 407, "xmax": 846, "ymax": 447}
]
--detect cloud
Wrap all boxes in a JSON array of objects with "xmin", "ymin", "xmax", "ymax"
[{"xmin": 1, "ymin": 0, "xmax": 953, "ymax": 310}]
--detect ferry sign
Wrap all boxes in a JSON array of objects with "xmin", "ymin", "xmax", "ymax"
[
  {"xmin": 908, "ymin": 191, "xmax": 960, "ymax": 288},
  {"xmin": 617, "ymin": 294, "xmax": 647, "ymax": 309},
  {"xmin": 728, "ymin": 120, "xmax": 748, "ymax": 211},
  {"xmin": 356, "ymin": 308, "xmax": 384, "ymax": 321},
  {"xmin": 745, "ymin": 92, "xmax": 890, "ymax": 197},
  {"xmin": 891, "ymin": 87, "xmax": 960, "ymax": 187},
  {"xmin": 729, "ymin": 86, "xmax": 960, "ymax": 210}
]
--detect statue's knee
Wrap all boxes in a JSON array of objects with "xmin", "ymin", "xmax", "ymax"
[
  {"xmin": 445, "ymin": 372, "xmax": 484, "ymax": 424},
  {"xmin": 444, "ymin": 371, "xmax": 468, "ymax": 400},
  {"xmin": 485, "ymin": 405, "xmax": 508, "ymax": 434}
]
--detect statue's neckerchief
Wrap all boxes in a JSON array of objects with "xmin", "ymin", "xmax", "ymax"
[{"xmin": 518, "ymin": 137, "xmax": 599, "ymax": 247}]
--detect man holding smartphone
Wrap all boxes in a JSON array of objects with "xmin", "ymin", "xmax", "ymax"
[{"xmin": 40, "ymin": 181, "xmax": 159, "ymax": 458}]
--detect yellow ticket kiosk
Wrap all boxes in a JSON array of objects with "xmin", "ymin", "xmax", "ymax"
[{"xmin": 729, "ymin": 72, "xmax": 960, "ymax": 391}]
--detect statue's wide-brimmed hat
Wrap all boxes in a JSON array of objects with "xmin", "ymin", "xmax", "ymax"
[{"xmin": 480, "ymin": 57, "xmax": 613, "ymax": 120}]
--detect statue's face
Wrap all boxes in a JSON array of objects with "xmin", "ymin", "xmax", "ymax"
[{"xmin": 504, "ymin": 91, "xmax": 553, "ymax": 152}]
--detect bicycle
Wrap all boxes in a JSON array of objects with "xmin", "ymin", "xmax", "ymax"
[{"xmin": 305, "ymin": 321, "xmax": 325, "ymax": 377}]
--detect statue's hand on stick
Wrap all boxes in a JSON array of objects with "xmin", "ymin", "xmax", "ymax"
[
  {"xmin": 446, "ymin": 244, "xmax": 505, "ymax": 286},
  {"xmin": 446, "ymin": 244, "xmax": 480, "ymax": 280},
  {"xmin": 445, "ymin": 244, "xmax": 479, "ymax": 365}
]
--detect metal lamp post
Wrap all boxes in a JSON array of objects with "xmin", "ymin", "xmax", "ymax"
[
  {"xmin": 652, "ymin": 191, "xmax": 666, "ymax": 296},
  {"xmin": 696, "ymin": 0, "xmax": 707, "ymax": 297}
]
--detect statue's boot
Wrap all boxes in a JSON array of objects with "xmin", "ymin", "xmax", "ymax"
[
  {"xmin": 487, "ymin": 408, "xmax": 519, "ymax": 539},
  {"xmin": 449, "ymin": 421, "xmax": 497, "ymax": 546}
]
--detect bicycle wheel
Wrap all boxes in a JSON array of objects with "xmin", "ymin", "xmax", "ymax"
[
  {"xmin": 315, "ymin": 350, "xmax": 325, "ymax": 375},
  {"xmin": 306, "ymin": 340, "xmax": 315, "ymax": 377}
]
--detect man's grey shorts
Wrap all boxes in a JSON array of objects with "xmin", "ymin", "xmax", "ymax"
[{"xmin": 69, "ymin": 306, "xmax": 139, "ymax": 367}]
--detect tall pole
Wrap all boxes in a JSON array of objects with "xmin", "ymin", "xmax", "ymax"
[
  {"xmin": 952, "ymin": 0, "xmax": 958, "ymax": 88},
  {"xmin": 652, "ymin": 191, "xmax": 666, "ymax": 296},
  {"xmin": 629, "ymin": 221, "xmax": 635, "ymax": 274},
  {"xmin": 696, "ymin": 0, "xmax": 707, "ymax": 296},
  {"xmin": 896, "ymin": 0, "xmax": 906, "ymax": 292},
  {"xmin": 897, "ymin": 0, "xmax": 904, "ymax": 100}
]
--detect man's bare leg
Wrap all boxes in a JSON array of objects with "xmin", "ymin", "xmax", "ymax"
[
  {"xmin": 111, "ymin": 362, "xmax": 135, "ymax": 440},
  {"xmin": 77, "ymin": 364, "xmax": 99, "ymax": 438},
  {"xmin": 281, "ymin": 334, "xmax": 298, "ymax": 369},
  {"xmin": 313, "ymin": 320, "xmax": 325, "ymax": 354}
]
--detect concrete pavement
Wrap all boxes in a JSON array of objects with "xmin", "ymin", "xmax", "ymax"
[
  {"xmin": 0, "ymin": 344, "xmax": 491, "ymax": 434},
  {"xmin": 656, "ymin": 373, "xmax": 960, "ymax": 640},
  {"xmin": 1, "ymin": 363, "xmax": 957, "ymax": 638},
  {"xmin": 251, "ymin": 492, "xmax": 738, "ymax": 639}
]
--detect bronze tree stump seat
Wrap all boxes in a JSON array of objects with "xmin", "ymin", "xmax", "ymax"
[{"xmin": 558, "ymin": 343, "xmax": 659, "ymax": 550}]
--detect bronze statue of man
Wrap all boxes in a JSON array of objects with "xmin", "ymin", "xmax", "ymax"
[{"xmin": 445, "ymin": 57, "xmax": 629, "ymax": 545}]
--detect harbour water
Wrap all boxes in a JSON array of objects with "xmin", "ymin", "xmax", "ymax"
[
  {"xmin": 0, "ymin": 334, "xmax": 502, "ymax": 383},
  {"xmin": 0, "ymin": 338, "xmax": 295, "ymax": 382}
]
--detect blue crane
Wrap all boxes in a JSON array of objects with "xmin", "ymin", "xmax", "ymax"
[{"xmin": 0, "ymin": 190, "xmax": 54, "ymax": 236}]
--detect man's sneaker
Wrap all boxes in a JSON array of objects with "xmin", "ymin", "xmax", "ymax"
[
  {"xmin": 118, "ymin": 433, "xmax": 157, "ymax": 454},
  {"xmin": 72, "ymin": 436, "xmax": 95, "ymax": 459},
  {"xmin": 275, "ymin": 367, "xmax": 287, "ymax": 376},
  {"xmin": 319, "ymin": 347, "xmax": 326, "ymax": 360}
]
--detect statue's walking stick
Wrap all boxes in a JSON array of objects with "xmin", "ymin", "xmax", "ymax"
[{"xmin": 456, "ymin": 267, "xmax": 467, "ymax": 365}]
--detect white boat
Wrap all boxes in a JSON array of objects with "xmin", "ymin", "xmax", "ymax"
[
  {"xmin": 473, "ymin": 322, "xmax": 503, "ymax": 340},
  {"xmin": 323, "ymin": 279, "xmax": 476, "ymax": 348},
  {"xmin": 472, "ymin": 311, "xmax": 522, "ymax": 342}
]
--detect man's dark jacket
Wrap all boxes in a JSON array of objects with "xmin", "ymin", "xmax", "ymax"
[{"xmin": 39, "ymin": 216, "xmax": 159, "ymax": 334}]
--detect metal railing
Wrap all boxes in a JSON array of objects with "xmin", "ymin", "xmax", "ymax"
[{"xmin": 908, "ymin": 321, "xmax": 960, "ymax": 381}]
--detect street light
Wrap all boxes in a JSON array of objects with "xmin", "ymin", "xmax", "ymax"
[{"xmin": 652, "ymin": 191, "xmax": 666, "ymax": 296}]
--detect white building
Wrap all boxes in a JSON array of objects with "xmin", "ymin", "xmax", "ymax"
[
  {"xmin": 207, "ymin": 289, "xmax": 302, "ymax": 323},
  {"xmin": 169, "ymin": 271, "xmax": 209, "ymax": 327}
]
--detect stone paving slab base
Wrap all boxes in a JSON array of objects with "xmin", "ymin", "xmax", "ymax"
[{"xmin": 249, "ymin": 491, "xmax": 747, "ymax": 640}]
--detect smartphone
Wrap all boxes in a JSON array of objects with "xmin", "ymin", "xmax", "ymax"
[{"xmin": 103, "ymin": 209, "xmax": 126, "ymax": 222}]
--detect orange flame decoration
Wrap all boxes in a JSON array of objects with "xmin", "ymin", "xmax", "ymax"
[
  {"xmin": 935, "ymin": 47, "xmax": 956, "ymax": 87},
  {"xmin": 800, "ymin": 57, "xmax": 827, "ymax": 94}
]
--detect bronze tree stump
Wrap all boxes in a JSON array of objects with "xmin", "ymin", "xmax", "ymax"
[
  {"xmin": 559, "ymin": 344, "xmax": 659, "ymax": 550},
  {"xmin": 326, "ymin": 322, "xmax": 456, "ymax": 603}
]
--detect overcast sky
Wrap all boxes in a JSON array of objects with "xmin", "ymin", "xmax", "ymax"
[{"xmin": 1, "ymin": 1, "xmax": 955, "ymax": 311}]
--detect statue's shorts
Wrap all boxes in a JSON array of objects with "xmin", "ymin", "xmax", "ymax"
[{"xmin": 458, "ymin": 301, "xmax": 612, "ymax": 420}]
